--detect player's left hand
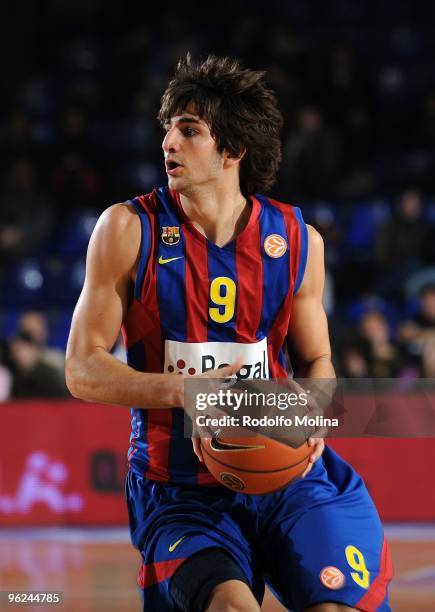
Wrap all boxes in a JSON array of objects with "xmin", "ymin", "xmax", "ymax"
[{"xmin": 301, "ymin": 437, "xmax": 325, "ymax": 477}]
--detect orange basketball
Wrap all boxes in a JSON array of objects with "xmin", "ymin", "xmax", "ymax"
[{"xmin": 200, "ymin": 430, "xmax": 310, "ymax": 494}]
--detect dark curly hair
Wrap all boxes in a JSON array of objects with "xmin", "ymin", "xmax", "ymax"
[{"xmin": 159, "ymin": 54, "xmax": 283, "ymax": 195}]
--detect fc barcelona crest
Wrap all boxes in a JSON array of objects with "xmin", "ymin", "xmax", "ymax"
[{"xmin": 161, "ymin": 226, "xmax": 181, "ymax": 246}]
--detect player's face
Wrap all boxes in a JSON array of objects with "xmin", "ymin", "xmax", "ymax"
[{"xmin": 162, "ymin": 109, "xmax": 224, "ymax": 194}]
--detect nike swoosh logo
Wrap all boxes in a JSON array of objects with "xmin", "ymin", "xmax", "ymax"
[
  {"xmin": 169, "ymin": 536, "xmax": 187, "ymax": 552},
  {"xmin": 158, "ymin": 256, "xmax": 184, "ymax": 265},
  {"xmin": 210, "ymin": 430, "xmax": 265, "ymax": 452}
]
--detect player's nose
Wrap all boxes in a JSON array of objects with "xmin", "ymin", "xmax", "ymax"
[{"xmin": 162, "ymin": 128, "xmax": 180, "ymax": 153}]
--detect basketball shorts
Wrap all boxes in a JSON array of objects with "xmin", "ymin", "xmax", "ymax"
[{"xmin": 126, "ymin": 446, "xmax": 393, "ymax": 611}]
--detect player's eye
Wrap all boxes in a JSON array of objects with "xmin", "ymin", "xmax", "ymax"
[{"xmin": 183, "ymin": 127, "xmax": 197, "ymax": 137}]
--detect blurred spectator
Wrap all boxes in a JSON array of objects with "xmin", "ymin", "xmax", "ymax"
[
  {"xmin": 338, "ymin": 106, "xmax": 377, "ymax": 198},
  {"xmin": 310, "ymin": 205, "xmax": 342, "ymax": 269},
  {"xmin": 8, "ymin": 331, "xmax": 69, "ymax": 398},
  {"xmin": 58, "ymin": 106, "xmax": 93, "ymax": 159},
  {"xmin": 399, "ymin": 283, "xmax": 435, "ymax": 361},
  {"xmin": 323, "ymin": 43, "xmax": 370, "ymax": 124},
  {"xmin": 52, "ymin": 152, "xmax": 100, "ymax": 212},
  {"xmin": 0, "ymin": 365, "xmax": 12, "ymax": 401},
  {"xmin": 323, "ymin": 269, "xmax": 335, "ymax": 316},
  {"xmin": 339, "ymin": 344, "xmax": 371, "ymax": 378},
  {"xmin": 0, "ymin": 341, "xmax": 12, "ymax": 401},
  {"xmin": 18, "ymin": 311, "xmax": 65, "ymax": 374},
  {"xmin": 413, "ymin": 90, "xmax": 435, "ymax": 153},
  {"xmin": 0, "ymin": 111, "xmax": 38, "ymax": 162},
  {"xmin": 1, "ymin": 2, "xmax": 435, "ymax": 387},
  {"xmin": 421, "ymin": 339, "xmax": 435, "ymax": 378},
  {"xmin": 0, "ymin": 159, "xmax": 54, "ymax": 264},
  {"xmin": 374, "ymin": 189, "xmax": 426, "ymax": 296},
  {"xmin": 359, "ymin": 311, "xmax": 402, "ymax": 378},
  {"xmin": 282, "ymin": 106, "xmax": 341, "ymax": 200}
]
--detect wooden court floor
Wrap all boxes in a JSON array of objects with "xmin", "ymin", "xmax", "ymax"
[{"xmin": 1, "ymin": 527, "xmax": 434, "ymax": 611}]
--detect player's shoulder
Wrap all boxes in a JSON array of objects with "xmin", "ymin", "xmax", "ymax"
[
  {"xmin": 306, "ymin": 224, "xmax": 323, "ymax": 245},
  {"xmin": 259, "ymin": 194, "xmax": 303, "ymax": 219},
  {"xmin": 257, "ymin": 195, "xmax": 324, "ymax": 259},
  {"xmin": 129, "ymin": 189, "xmax": 160, "ymax": 213},
  {"xmin": 89, "ymin": 199, "xmax": 144, "ymax": 262},
  {"xmin": 96, "ymin": 201, "xmax": 140, "ymax": 240},
  {"xmin": 260, "ymin": 196, "xmax": 321, "ymax": 237},
  {"xmin": 96, "ymin": 190, "xmax": 157, "ymax": 237},
  {"xmin": 84, "ymin": 202, "xmax": 140, "ymax": 279}
]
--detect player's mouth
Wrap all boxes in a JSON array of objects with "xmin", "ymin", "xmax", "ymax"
[{"xmin": 165, "ymin": 160, "xmax": 184, "ymax": 176}]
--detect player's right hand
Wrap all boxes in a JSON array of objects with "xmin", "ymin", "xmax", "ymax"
[
  {"xmin": 190, "ymin": 358, "xmax": 244, "ymax": 462},
  {"xmin": 197, "ymin": 358, "xmax": 244, "ymax": 380}
]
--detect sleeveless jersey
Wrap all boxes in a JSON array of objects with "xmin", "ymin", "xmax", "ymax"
[{"xmin": 123, "ymin": 187, "xmax": 308, "ymax": 485}]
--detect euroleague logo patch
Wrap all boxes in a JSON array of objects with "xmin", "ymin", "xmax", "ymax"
[
  {"xmin": 264, "ymin": 234, "xmax": 287, "ymax": 258},
  {"xmin": 319, "ymin": 566, "xmax": 346, "ymax": 590}
]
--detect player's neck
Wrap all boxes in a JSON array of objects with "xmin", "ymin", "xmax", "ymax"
[{"xmin": 179, "ymin": 185, "xmax": 249, "ymax": 247}]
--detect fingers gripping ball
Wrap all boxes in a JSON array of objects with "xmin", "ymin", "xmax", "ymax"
[{"xmin": 200, "ymin": 430, "xmax": 310, "ymax": 494}]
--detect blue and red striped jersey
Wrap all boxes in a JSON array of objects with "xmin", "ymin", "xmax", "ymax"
[{"xmin": 123, "ymin": 187, "xmax": 308, "ymax": 485}]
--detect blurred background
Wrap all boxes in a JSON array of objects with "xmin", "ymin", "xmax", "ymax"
[
  {"xmin": 1, "ymin": 1, "xmax": 435, "ymax": 610},
  {"xmin": 3, "ymin": 0, "xmax": 435, "ymax": 389}
]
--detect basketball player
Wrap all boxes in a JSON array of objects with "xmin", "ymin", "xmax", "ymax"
[{"xmin": 66, "ymin": 55, "xmax": 393, "ymax": 611}]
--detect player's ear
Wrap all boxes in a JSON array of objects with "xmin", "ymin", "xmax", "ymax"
[{"xmin": 223, "ymin": 147, "xmax": 246, "ymax": 168}]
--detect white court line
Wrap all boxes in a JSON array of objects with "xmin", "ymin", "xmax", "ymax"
[
  {"xmin": 383, "ymin": 523, "xmax": 435, "ymax": 541},
  {"xmin": 1, "ymin": 523, "xmax": 435, "ymax": 542},
  {"xmin": 397, "ymin": 566, "xmax": 435, "ymax": 580},
  {"xmin": 394, "ymin": 586, "xmax": 435, "ymax": 593}
]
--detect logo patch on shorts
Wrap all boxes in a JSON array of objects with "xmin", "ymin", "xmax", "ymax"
[
  {"xmin": 320, "ymin": 566, "xmax": 346, "ymax": 590},
  {"xmin": 264, "ymin": 234, "xmax": 287, "ymax": 258}
]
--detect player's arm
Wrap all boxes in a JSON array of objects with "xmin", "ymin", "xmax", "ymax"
[
  {"xmin": 287, "ymin": 225, "xmax": 335, "ymax": 380},
  {"xmin": 66, "ymin": 204, "xmax": 240, "ymax": 409},
  {"xmin": 287, "ymin": 225, "xmax": 335, "ymax": 473},
  {"xmin": 65, "ymin": 203, "xmax": 184, "ymax": 408}
]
